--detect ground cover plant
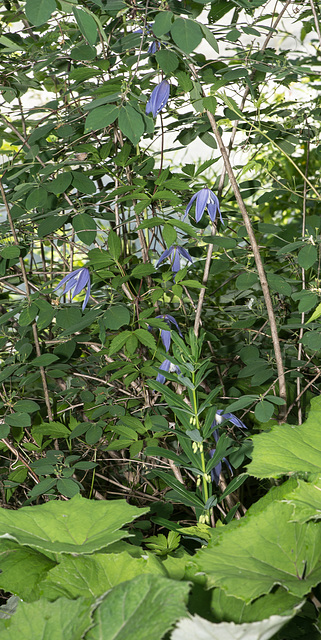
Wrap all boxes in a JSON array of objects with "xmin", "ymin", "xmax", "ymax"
[{"xmin": 1, "ymin": 0, "xmax": 321, "ymax": 637}]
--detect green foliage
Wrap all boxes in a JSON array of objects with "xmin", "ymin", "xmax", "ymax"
[{"xmin": 1, "ymin": 0, "xmax": 321, "ymax": 635}]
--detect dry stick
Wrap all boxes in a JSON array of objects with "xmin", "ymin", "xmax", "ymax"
[
  {"xmin": 206, "ymin": 112, "xmax": 287, "ymax": 409},
  {"xmin": 296, "ymin": 141, "xmax": 310, "ymax": 424},
  {"xmin": 194, "ymin": 0, "xmax": 292, "ymax": 339},
  {"xmin": 309, "ymin": 0, "xmax": 321, "ymax": 46},
  {"xmin": 0, "ymin": 181, "xmax": 53, "ymax": 421}
]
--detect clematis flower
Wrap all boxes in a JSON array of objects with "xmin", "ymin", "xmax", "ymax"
[
  {"xmin": 184, "ymin": 187, "xmax": 224, "ymax": 224},
  {"xmin": 210, "ymin": 410, "xmax": 247, "ymax": 485},
  {"xmin": 156, "ymin": 245, "xmax": 193, "ymax": 276},
  {"xmin": 134, "ymin": 26, "xmax": 160, "ymax": 54},
  {"xmin": 156, "ymin": 358, "xmax": 181, "ymax": 384},
  {"xmin": 155, "ymin": 314, "xmax": 183, "ymax": 352},
  {"xmin": 53, "ymin": 267, "xmax": 90, "ymax": 311},
  {"xmin": 146, "ymin": 80, "xmax": 170, "ymax": 117},
  {"xmin": 212, "ymin": 409, "xmax": 247, "ymax": 430}
]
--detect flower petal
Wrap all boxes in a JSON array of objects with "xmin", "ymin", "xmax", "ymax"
[
  {"xmin": 71, "ymin": 268, "xmax": 90, "ymax": 299},
  {"xmin": 195, "ymin": 188, "xmax": 209, "ymax": 223},
  {"xmin": 156, "ymin": 246, "xmax": 173, "ymax": 267},
  {"xmin": 161, "ymin": 329, "xmax": 171, "ymax": 352},
  {"xmin": 177, "ymin": 246, "xmax": 193, "ymax": 264},
  {"xmin": 156, "ymin": 358, "xmax": 171, "ymax": 384},
  {"xmin": 184, "ymin": 193, "xmax": 197, "ymax": 219}
]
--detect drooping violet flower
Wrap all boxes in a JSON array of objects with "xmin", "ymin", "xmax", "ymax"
[
  {"xmin": 156, "ymin": 358, "xmax": 181, "ymax": 384},
  {"xmin": 212, "ymin": 409, "xmax": 247, "ymax": 431},
  {"xmin": 184, "ymin": 187, "xmax": 224, "ymax": 224},
  {"xmin": 155, "ymin": 314, "xmax": 183, "ymax": 352},
  {"xmin": 209, "ymin": 410, "xmax": 247, "ymax": 485},
  {"xmin": 148, "ymin": 40, "xmax": 160, "ymax": 54},
  {"xmin": 146, "ymin": 80, "xmax": 170, "ymax": 117},
  {"xmin": 134, "ymin": 26, "xmax": 160, "ymax": 54},
  {"xmin": 53, "ymin": 267, "xmax": 90, "ymax": 311},
  {"xmin": 156, "ymin": 245, "xmax": 193, "ymax": 276}
]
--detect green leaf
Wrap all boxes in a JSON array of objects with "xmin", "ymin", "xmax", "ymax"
[
  {"xmin": 170, "ymin": 18, "xmax": 203, "ymax": 54},
  {"xmin": 28, "ymin": 477, "xmax": 57, "ymax": 499},
  {"xmin": 38, "ymin": 214, "xmax": 69, "ymax": 237},
  {"xmin": 131, "ymin": 263, "xmax": 155, "ymax": 277},
  {"xmin": 72, "ymin": 171, "xmax": 96, "ymax": 194},
  {"xmin": 30, "ymin": 354, "xmax": 59, "ymax": 367},
  {"xmin": 108, "ymin": 228, "xmax": 121, "ymax": 261},
  {"xmin": 84, "ymin": 105, "xmax": 119, "ymax": 132},
  {"xmin": 236, "ymin": 272, "xmax": 258, "ymax": 290},
  {"xmin": 200, "ymin": 24, "xmax": 219, "ymax": 52},
  {"xmin": 307, "ymin": 302, "xmax": 321, "ymax": 323},
  {"xmin": 56, "ymin": 478, "xmax": 80, "ymax": 498},
  {"xmin": 5, "ymin": 413, "xmax": 31, "ymax": 427},
  {"xmin": 118, "ymin": 105, "xmax": 144, "ymax": 145},
  {"xmin": 104, "ymin": 305, "xmax": 130, "ymax": 330},
  {"xmin": 155, "ymin": 50, "xmax": 179, "ymax": 73},
  {"xmin": 13, "ymin": 400, "xmax": 40, "ymax": 413},
  {"xmin": 109, "ymin": 331, "xmax": 132, "ymax": 356},
  {"xmin": 301, "ymin": 330, "xmax": 321, "ymax": 350},
  {"xmin": 154, "ymin": 470, "xmax": 204, "ymax": 508},
  {"xmin": 0, "ymin": 541, "xmax": 54, "ymax": 601},
  {"xmin": 31, "ymin": 421, "xmax": 71, "ymax": 438},
  {"xmin": 247, "ymin": 396, "xmax": 321, "ymax": 478},
  {"xmin": 73, "ymin": 7, "xmax": 97, "ymax": 45},
  {"xmin": 0, "ymin": 494, "xmax": 148, "ymax": 554},
  {"xmin": 0, "ymin": 597, "xmax": 92, "ymax": 639},
  {"xmin": 47, "ymin": 173, "xmax": 72, "ymax": 195},
  {"xmin": 254, "ymin": 400, "xmax": 275, "ymax": 423},
  {"xmin": 86, "ymin": 574, "xmax": 189, "ymax": 640},
  {"xmin": 267, "ymin": 273, "xmax": 291, "ymax": 296},
  {"xmin": 1, "ymin": 246, "xmax": 20, "ymax": 259},
  {"xmin": 298, "ymin": 244, "xmax": 317, "ymax": 269},
  {"xmin": 134, "ymin": 328, "xmax": 157, "ymax": 350},
  {"xmin": 153, "ymin": 11, "xmax": 174, "ymax": 37},
  {"xmin": 172, "ymin": 612, "xmax": 295, "ymax": 640},
  {"xmin": 196, "ymin": 497, "xmax": 321, "ymax": 602},
  {"xmin": 40, "ymin": 550, "xmax": 164, "ymax": 600},
  {"xmin": 25, "ymin": 0, "xmax": 56, "ymax": 26},
  {"xmin": 72, "ymin": 213, "xmax": 96, "ymax": 245},
  {"xmin": 18, "ymin": 304, "xmax": 38, "ymax": 327}
]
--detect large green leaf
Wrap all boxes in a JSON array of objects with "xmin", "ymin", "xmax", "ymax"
[
  {"xmin": 170, "ymin": 18, "xmax": 203, "ymax": 54},
  {"xmin": 0, "ymin": 495, "xmax": 148, "ymax": 554},
  {"xmin": 104, "ymin": 305, "xmax": 130, "ymax": 330},
  {"xmin": 196, "ymin": 498, "xmax": 321, "ymax": 602},
  {"xmin": 0, "ymin": 597, "xmax": 92, "ymax": 639},
  {"xmin": 247, "ymin": 396, "xmax": 321, "ymax": 478},
  {"xmin": 210, "ymin": 586, "xmax": 302, "ymax": 624},
  {"xmin": 25, "ymin": 0, "xmax": 56, "ymax": 26},
  {"xmin": 0, "ymin": 541, "xmax": 55, "ymax": 601},
  {"xmin": 172, "ymin": 612, "xmax": 296, "ymax": 640},
  {"xmin": 86, "ymin": 574, "xmax": 189, "ymax": 640},
  {"xmin": 84, "ymin": 105, "xmax": 119, "ymax": 132},
  {"xmin": 118, "ymin": 105, "xmax": 144, "ymax": 145},
  {"xmin": 73, "ymin": 7, "xmax": 97, "ymax": 45},
  {"xmin": 284, "ymin": 477, "xmax": 321, "ymax": 524},
  {"xmin": 40, "ymin": 551, "xmax": 165, "ymax": 600}
]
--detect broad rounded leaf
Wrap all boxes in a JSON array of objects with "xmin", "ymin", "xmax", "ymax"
[
  {"xmin": 73, "ymin": 7, "xmax": 97, "ymax": 45},
  {"xmin": 248, "ymin": 395, "xmax": 321, "ymax": 478},
  {"xmin": 118, "ymin": 105, "xmax": 144, "ymax": 145},
  {"xmin": 25, "ymin": 0, "xmax": 56, "ymax": 26},
  {"xmin": 86, "ymin": 574, "xmax": 189, "ymax": 640},
  {"xmin": 84, "ymin": 105, "xmax": 119, "ymax": 132},
  {"xmin": 170, "ymin": 18, "xmax": 203, "ymax": 54},
  {"xmin": 0, "ymin": 494, "xmax": 148, "ymax": 554}
]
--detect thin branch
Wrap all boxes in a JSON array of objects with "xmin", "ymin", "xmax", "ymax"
[
  {"xmin": 0, "ymin": 181, "xmax": 53, "ymax": 421},
  {"xmin": 205, "ymin": 111, "xmax": 287, "ymax": 412}
]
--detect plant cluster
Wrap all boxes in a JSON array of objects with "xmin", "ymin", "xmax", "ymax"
[{"xmin": 0, "ymin": 0, "xmax": 321, "ymax": 636}]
